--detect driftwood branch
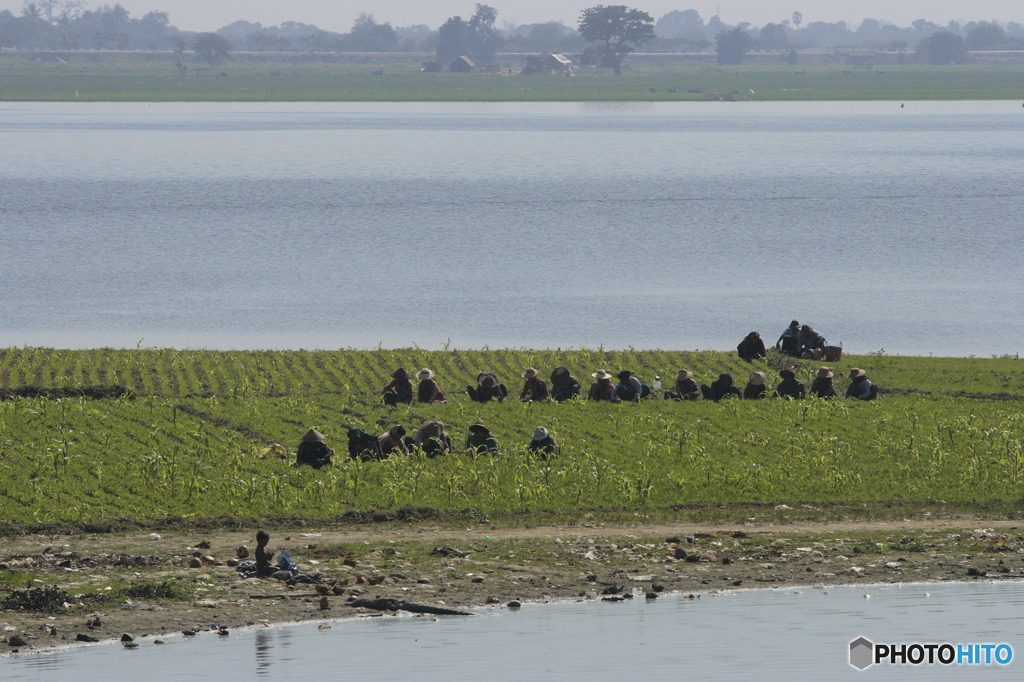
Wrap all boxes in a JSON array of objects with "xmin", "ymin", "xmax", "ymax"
[{"xmin": 348, "ymin": 597, "xmax": 473, "ymax": 616}]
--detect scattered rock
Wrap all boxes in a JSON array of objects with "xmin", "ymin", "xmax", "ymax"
[
  {"xmin": 188, "ymin": 558, "xmax": 202, "ymax": 568},
  {"xmin": 967, "ymin": 567, "xmax": 987, "ymax": 577},
  {"xmin": 507, "ymin": 600, "xmax": 522, "ymax": 609},
  {"xmin": 673, "ymin": 547, "xmax": 687, "ymax": 560},
  {"xmin": 7, "ymin": 635, "xmax": 29, "ymax": 647},
  {"xmin": 430, "ymin": 547, "xmax": 468, "ymax": 558},
  {"xmin": 235, "ymin": 546, "xmax": 249, "ymax": 559},
  {"xmin": 76, "ymin": 634, "xmax": 99, "ymax": 643},
  {"xmin": 195, "ymin": 540, "xmax": 211, "ymax": 549},
  {"xmin": 645, "ymin": 592, "xmax": 658, "ymax": 600}
]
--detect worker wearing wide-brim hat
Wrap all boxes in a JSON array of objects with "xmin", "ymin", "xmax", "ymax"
[
  {"xmin": 416, "ymin": 368, "xmax": 445, "ymax": 403},
  {"xmin": 527, "ymin": 426, "xmax": 558, "ymax": 458},
  {"xmin": 296, "ymin": 428, "xmax": 333, "ymax": 468},
  {"xmin": 519, "ymin": 367, "xmax": 549, "ymax": 402},
  {"xmin": 743, "ymin": 371, "xmax": 768, "ymax": 399},
  {"xmin": 809, "ymin": 366, "xmax": 837, "ymax": 398},
  {"xmin": 466, "ymin": 420, "xmax": 499, "ymax": 456},
  {"xmin": 588, "ymin": 369, "xmax": 617, "ymax": 401}
]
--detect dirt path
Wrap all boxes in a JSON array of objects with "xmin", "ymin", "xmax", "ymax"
[{"xmin": 4, "ymin": 516, "xmax": 1023, "ymax": 656}]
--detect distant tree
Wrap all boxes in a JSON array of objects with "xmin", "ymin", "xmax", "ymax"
[
  {"xmin": 193, "ymin": 32, "xmax": 232, "ymax": 66},
  {"xmin": 716, "ymin": 26, "xmax": 752, "ymax": 64},
  {"xmin": 577, "ymin": 5, "xmax": 655, "ymax": 76},
  {"xmin": 759, "ymin": 22, "xmax": 788, "ymax": 50},
  {"xmin": 966, "ymin": 22, "xmax": 1007, "ymax": 50},
  {"xmin": 436, "ymin": 5, "xmax": 503, "ymax": 64},
  {"xmin": 917, "ymin": 31, "xmax": 967, "ymax": 65},
  {"xmin": 654, "ymin": 9, "xmax": 703, "ymax": 40},
  {"xmin": 467, "ymin": 3, "xmax": 503, "ymax": 63},
  {"xmin": 346, "ymin": 13, "xmax": 398, "ymax": 51},
  {"xmin": 791, "ymin": 11, "xmax": 802, "ymax": 30},
  {"xmin": 435, "ymin": 15, "xmax": 469, "ymax": 62}
]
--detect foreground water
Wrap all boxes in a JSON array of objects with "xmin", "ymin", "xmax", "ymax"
[
  {"xmin": 1, "ymin": 101, "xmax": 1022, "ymax": 356},
  {"xmin": 3, "ymin": 582, "xmax": 1021, "ymax": 680}
]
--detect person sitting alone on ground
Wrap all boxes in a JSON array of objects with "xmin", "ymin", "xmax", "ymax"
[
  {"xmin": 798, "ymin": 325, "xmax": 827, "ymax": 359},
  {"xmin": 809, "ymin": 366, "xmax": 837, "ymax": 398},
  {"xmin": 416, "ymin": 368, "xmax": 445, "ymax": 403},
  {"xmin": 414, "ymin": 419, "xmax": 452, "ymax": 458},
  {"xmin": 614, "ymin": 370, "xmax": 649, "ymax": 402},
  {"xmin": 845, "ymin": 367, "xmax": 876, "ymax": 400},
  {"xmin": 519, "ymin": 368, "xmax": 549, "ymax": 402},
  {"xmin": 550, "ymin": 366, "xmax": 581, "ymax": 402},
  {"xmin": 466, "ymin": 420, "xmax": 499, "ymax": 456},
  {"xmin": 527, "ymin": 426, "xmax": 558, "ymax": 459},
  {"xmin": 296, "ymin": 428, "xmax": 333, "ymax": 468},
  {"xmin": 255, "ymin": 530, "xmax": 275, "ymax": 578},
  {"xmin": 775, "ymin": 369, "xmax": 806, "ymax": 399},
  {"xmin": 737, "ymin": 331, "xmax": 767, "ymax": 362},
  {"xmin": 468, "ymin": 372, "xmax": 508, "ymax": 403},
  {"xmin": 382, "ymin": 367, "xmax": 414, "ymax": 406},
  {"xmin": 743, "ymin": 371, "xmax": 768, "ymax": 399},
  {"xmin": 588, "ymin": 369, "xmax": 618, "ymax": 402},
  {"xmin": 378, "ymin": 425, "xmax": 411, "ymax": 457},
  {"xmin": 775, "ymin": 320, "xmax": 801, "ymax": 357},
  {"xmin": 665, "ymin": 369, "xmax": 701, "ymax": 400},
  {"xmin": 705, "ymin": 373, "xmax": 742, "ymax": 402}
]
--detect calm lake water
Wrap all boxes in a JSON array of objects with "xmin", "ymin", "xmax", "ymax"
[
  {"xmin": 1, "ymin": 101, "xmax": 1022, "ymax": 356},
  {"xmin": 3, "ymin": 582, "xmax": 1022, "ymax": 680}
]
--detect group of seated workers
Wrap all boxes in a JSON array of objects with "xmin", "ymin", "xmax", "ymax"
[
  {"xmin": 296, "ymin": 419, "xmax": 558, "ymax": 465},
  {"xmin": 772, "ymin": 320, "xmax": 830, "ymax": 360},
  {"xmin": 381, "ymin": 360, "xmax": 874, "ymax": 406}
]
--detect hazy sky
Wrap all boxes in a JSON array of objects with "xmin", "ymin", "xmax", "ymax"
[{"xmin": 3, "ymin": 1, "xmax": 1019, "ymax": 33}]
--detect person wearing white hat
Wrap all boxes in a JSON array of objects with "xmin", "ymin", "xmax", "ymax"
[
  {"xmin": 416, "ymin": 368, "xmax": 445, "ymax": 403},
  {"xmin": 527, "ymin": 426, "xmax": 558, "ymax": 458},
  {"xmin": 587, "ymin": 369, "xmax": 618, "ymax": 401},
  {"xmin": 665, "ymin": 370, "xmax": 701, "ymax": 400},
  {"xmin": 743, "ymin": 371, "xmax": 768, "ymax": 399}
]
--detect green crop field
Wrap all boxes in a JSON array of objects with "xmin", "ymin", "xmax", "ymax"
[
  {"xmin": 2, "ymin": 53, "xmax": 1023, "ymax": 101},
  {"xmin": 0, "ymin": 347, "xmax": 1021, "ymax": 529}
]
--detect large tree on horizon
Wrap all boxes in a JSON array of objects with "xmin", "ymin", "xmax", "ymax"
[{"xmin": 577, "ymin": 5, "xmax": 654, "ymax": 76}]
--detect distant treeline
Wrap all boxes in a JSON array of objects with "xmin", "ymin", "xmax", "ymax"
[{"xmin": 2, "ymin": 3, "xmax": 1023, "ymax": 56}]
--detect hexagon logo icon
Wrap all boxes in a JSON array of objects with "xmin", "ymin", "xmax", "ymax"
[{"xmin": 850, "ymin": 637, "xmax": 874, "ymax": 670}]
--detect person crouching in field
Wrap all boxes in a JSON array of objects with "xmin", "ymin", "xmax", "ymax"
[
  {"xmin": 845, "ymin": 368, "xmax": 876, "ymax": 400},
  {"xmin": 737, "ymin": 331, "xmax": 767, "ymax": 361},
  {"xmin": 467, "ymin": 420, "xmax": 499, "ymax": 455},
  {"xmin": 743, "ymin": 371, "xmax": 768, "ymax": 399},
  {"xmin": 614, "ymin": 370, "xmax": 649, "ymax": 401},
  {"xmin": 809, "ymin": 367, "xmax": 837, "ymax": 398},
  {"xmin": 588, "ymin": 369, "xmax": 618, "ymax": 401},
  {"xmin": 378, "ymin": 425, "xmax": 411, "ymax": 457},
  {"xmin": 665, "ymin": 370, "xmax": 701, "ymax": 400},
  {"xmin": 382, "ymin": 367, "xmax": 414, "ymax": 406},
  {"xmin": 468, "ymin": 372, "xmax": 508, "ymax": 402},
  {"xmin": 775, "ymin": 369, "xmax": 806, "ymax": 399},
  {"xmin": 704, "ymin": 373, "xmax": 742, "ymax": 401},
  {"xmin": 416, "ymin": 368, "xmax": 445, "ymax": 403},
  {"xmin": 296, "ymin": 429, "xmax": 333, "ymax": 468},
  {"xmin": 519, "ymin": 368, "xmax": 549, "ymax": 402},
  {"xmin": 550, "ymin": 366, "xmax": 581, "ymax": 402},
  {"xmin": 528, "ymin": 426, "xmax": 558, "ymax": 459},
  {"xmin": 776, "ymin": 320, "xmax": 801, "ymax": 357},
  {"xmin": 414, "ymin": 420, "xmax": 452, "ymax": 458}
]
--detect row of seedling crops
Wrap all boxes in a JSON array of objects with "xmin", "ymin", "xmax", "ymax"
[{"xmin": 1, "ymin": 385, "xmax": 1022, "ymax": 524}]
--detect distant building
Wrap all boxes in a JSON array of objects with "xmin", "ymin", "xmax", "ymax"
[
  {"xmin": 421, "ymin": 61, "xmax": 443, "ymax": 73},
  {"xmin": 522, "ymin": 53, "xmax": 574, "ymax": 75},
  {"xmin": 449, "ymin": 56, "xmax": 475, "ymax": 73}
]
